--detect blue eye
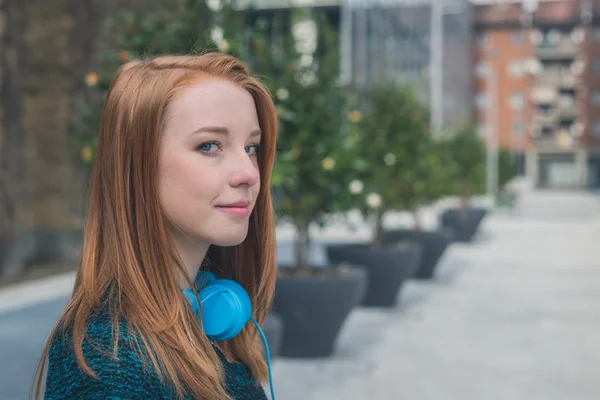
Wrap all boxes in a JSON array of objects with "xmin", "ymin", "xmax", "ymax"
[
  {"xmin": 246, "ymin": 144, "xmax": 263, "ymax": 156},
  {"xmin": 198, "ymin": 141, "xmax": 221, "ymax": 154}
]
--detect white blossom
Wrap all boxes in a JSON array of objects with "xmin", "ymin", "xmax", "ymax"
[
  {"xmin": 207, "ymin": 0, "xmax": 222, "ymax": 11},
  {"xmin": 217, "ymin": 39, "xmax": 230, "ymax": 53},
  {"xmin": 384, "ymin": 153, "xmax": 397, "ymax": 166},
  {"xmin": 300, "ymin": 54, "xmax": 314, "ymax": 67},
  {"xmin": 276, "ymin": 88, "xmax": 289, "ymax": 101},
  {"xmin": 211, "ymin": 26, "xmax": 224, "ymax": 44},
  {"xmin": 297, "ymin": 70, "xmax": 316, "ymax": 86},
  {"xmin": 366, "ymin": 193, "xmax": 382, "ymax": 209},
  {"xmin": 349, "ymin": 180, "xmax": 364, "ymax": 194}
]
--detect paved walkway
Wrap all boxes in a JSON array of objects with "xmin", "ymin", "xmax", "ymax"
[{"xmin": 271, "ymin": 191, "xmax": 600, "ymax": 400}]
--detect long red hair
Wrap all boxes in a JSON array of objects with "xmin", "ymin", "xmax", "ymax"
[{"xmin": 32, "ymin": 53, "xmax": 278, "ymax": 400}]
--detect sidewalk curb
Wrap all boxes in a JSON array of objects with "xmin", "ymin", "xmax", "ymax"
[{"xmin": 0, "ymin": 271, "xmax": 75, "ymax": 314}]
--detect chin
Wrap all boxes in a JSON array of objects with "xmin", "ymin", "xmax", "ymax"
[{"xmin": 210, "ymin": 231, "xmax": 249, "ymax": 247}]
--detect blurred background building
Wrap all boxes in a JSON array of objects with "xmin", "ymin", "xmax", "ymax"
[
  {"xmin": 473, "ymin": 0, "xmax": 600, "ymax": 189},
  {"xmin": 244, "ymin": 0, "xmax": 473, "ymax": 137},
  {"xmin": 248, "ymin": 0, "xmax": 600, "ymax": 190}
]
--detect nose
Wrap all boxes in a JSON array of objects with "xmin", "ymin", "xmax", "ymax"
[{"xmin": 228, "ymin": 151, "xmax": 260, "ymax": 188}]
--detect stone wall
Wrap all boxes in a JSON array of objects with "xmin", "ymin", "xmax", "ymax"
[
  {"xmin": 0, "ymin": 0, "xmax": 30, "ymax": 277},
  {"xmin": 0, "ymin": 0, "xmax": 147, "ymax": 276}
]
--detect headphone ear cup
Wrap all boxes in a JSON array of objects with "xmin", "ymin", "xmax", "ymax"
[
  {"xmin": 182, "ymin": 288, "xmax": 200, "ymax": 316},
  {"xmin": 214, "ymin": 280, "xmax": 252, "ymax": 322},
  {"xmin": 199, "ymin": 279, "xmax": 252, "ymax": 341}
]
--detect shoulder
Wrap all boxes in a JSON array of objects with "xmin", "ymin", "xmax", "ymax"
[{"xmin": 44, "ymin": 308, "xmax": 173, "ymax": 400}]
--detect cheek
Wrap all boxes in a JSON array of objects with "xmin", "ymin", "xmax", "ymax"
[
  {"xmin": 158, "ymin": 155, "xmax": 210, "ymax": 210},
  {"xmin": 252, "ymin": 175, "xmax": 261, "ymax": 203}
]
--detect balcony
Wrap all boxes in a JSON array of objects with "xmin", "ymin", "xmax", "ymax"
[
  {"xmin": 536, "ymin": 40, "xmax": 577, "ymax": 60},
  {"xmin": 531, "ymin": 87, "xmax": 557, "ymax": 104},
  {"xmin": 557, "ymin": 99, "xmax": 579, "ymax": 120},
  {"xmin": 534, "ymin": 131, "xmax": 577, "ymax": 151},
  {"xmin": 537, "ymin": 70, "xmax": 561, "ymax": 86},
  {"xmin": 560, "ymin": 74, "xmax": 578, "ymax": 89},
  {"xmin": 558, "ymin": 107, "xmax": 579, "ymax": 121},
  {"xmin": 536, "ymin": 68, "xmax": 579, "ymax": 89},
  {"xmin": 534, "ymin": 111, "xmax": 557, "ymax": 126}
]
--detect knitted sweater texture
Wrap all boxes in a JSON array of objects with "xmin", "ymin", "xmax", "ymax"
[{"xmin": 44, "ymin": 307, "xmax": 267, "ymax": 400}]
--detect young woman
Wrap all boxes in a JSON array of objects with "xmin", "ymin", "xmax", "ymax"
[{"xmin": 32, "ymin": 53, "xmax": 278, "ymax": 400}]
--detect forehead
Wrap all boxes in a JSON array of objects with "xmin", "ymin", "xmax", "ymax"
[{"xmin": 166, "ymin": 77, "xmax": 257, "ymax": 126}]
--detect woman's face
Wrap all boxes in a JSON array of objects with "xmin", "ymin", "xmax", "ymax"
[{"xmin": 157, "ymin": 77, "xmax": 261, "ymax": 248}]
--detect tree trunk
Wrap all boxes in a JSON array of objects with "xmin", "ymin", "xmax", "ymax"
[
  {"xmin": 370, "ymin": 208, "xmax": 384, "ymax": 249},
  {"xmin": 0, "ymin": 0, "xmax": 30, "ymax": 277},
  {"xmin": 459, "ymin": 179, "xmax": 470, "ymax": 215},
  {"xmin": 293, "ymin": 218, "xmax": 310, "ymax": 272},
  {"xmin": 412, "ymin": 208, "xmax": 422, "ymax": 232}
]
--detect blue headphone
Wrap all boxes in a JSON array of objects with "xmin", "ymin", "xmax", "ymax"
[{"xmin": 182, "ymin": 271, "xmax": 275, "ymax": 400}]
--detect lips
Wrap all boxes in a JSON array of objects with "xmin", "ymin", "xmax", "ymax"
[
  {"xmin": 215, "ymin": 200, "xmax": 251, "ymax": 217},
  {"xmin": 217, "ymin": 200, "xmax": 250, "ymax": 208}
]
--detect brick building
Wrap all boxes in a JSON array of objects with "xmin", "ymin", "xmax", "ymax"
[{"xmin": 473, "ymin": 0, "xmax": 600, "ymax": 189}]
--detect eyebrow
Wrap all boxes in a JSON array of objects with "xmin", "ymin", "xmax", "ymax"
[{"xmin": 190, "ymin": 125, "xmax": 262, "ymax": 138}]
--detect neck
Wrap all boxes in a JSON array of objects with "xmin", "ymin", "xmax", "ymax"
[{"xmin": 170, "ymin": 231, "xmax": 210, "ymax": 289}]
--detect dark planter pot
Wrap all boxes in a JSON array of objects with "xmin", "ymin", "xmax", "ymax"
[
  {"xmin": 382, "ymin": 229, "xmax": 453, "ymax": 280},
  {"xmin": 261, "ymin": 312, "xmax": 284, "ymax": 359},
  {"xmin": 273, "ymin": 267, "xmax": 367, "ymax": 358},
  {"xmin": 440, "ymin": 207, "xmax": 488, "ymax": 243},
  {"xmin": 326, "ymin": 243, "xmax": 422, "ymax": 307}
]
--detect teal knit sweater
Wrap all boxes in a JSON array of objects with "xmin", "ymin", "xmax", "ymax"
[{"xmin": 44, "ymin": 307, "xmax": 267, "ymax": 400}]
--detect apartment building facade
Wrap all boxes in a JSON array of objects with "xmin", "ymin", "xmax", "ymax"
[{"xmin": 473, "ymin": 0, "xmax": 600, "ymax": 189}]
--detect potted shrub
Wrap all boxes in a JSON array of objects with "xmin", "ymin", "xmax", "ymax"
[
  {"xmin": 438, "ymin": 122, "xmax": 487, "ymax": 242},
  {"xmin": 261, "ymin": 312, "xmax": 284, "ymax": 358},
  {"xmin": 246, "ymin": 10, "xmax": 367, "ymax": 358},
  {"xmin": 381, "ymin": 137, "xmax": 455, "ymax": 280},
  {"xmin": 326, "ymin": 84, "xmax": 428, "ymax": 306}
]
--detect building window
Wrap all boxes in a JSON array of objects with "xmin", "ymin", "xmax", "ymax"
[
  {"xmin": 530, "ymin": 29, "xmax": 543, "ymax": 45},
  {"xmin": 511, "ymin": 122, "xmax": 525, "ymax": 137},
  {"xmin": 475, "ymin": 93, "xmax": 487, "ymax": 109},
  {"xmin": 534, "ymin": 126, "xmax": 547, "ymax": 138},
  {"xmin": 594, "ymin": 58, "xmax": 600, "ymax": 75},
  {"xmin": 524, "ymin": 58, "xmax": 543, "ymax": 75},
  {"xmin": 536, "ymin": 125, "xmax": 553, "ymax": 137},
  {"xmin": 475, "ymin": 62, "xmax": 487, "ymax": 78},
  {"xmin": 571, "ymin": 60, "xmax": 585, "ymax": 76},
  {"xmin": 570, "ymin": 28, "xmax": 585, "ymax": 45},
  {"xmin": 511, "ymin": 31, "xmax": 523, "ymax": 45},
  {"xmin": 509, "ymin": 92, "xmax": 524, "ymax": 110},
  {"xmin": 593, "ymin": 121, "xmax": 600, "ymax": 138},
  {"xmin": 444, "ymin": 94, "xmax": 455, "ymax": 108},
  {"xmin": 593, "ymin": 91, "xmax": 600, "ymax": 106},
  {"xmin": 476, "ymin": 32, "xmax": 487, "ymax": 48},
  {"xmin": 559, "ymin": 95, "xmax": 574, "ymax": 108},
  {"xmin": 508, "ymin": 60, "xmax": 523, "ymax": 77},
  {"xmin": 546, "ymin": 29, "xmax": 562, "ymax": 45},
  {"xmin": 477, "ymin": 124, "xmax": 489, "ymax": 138},
  {"xmin": 571, "ymin": 122, "xmax": 584, "ymax": 137}
]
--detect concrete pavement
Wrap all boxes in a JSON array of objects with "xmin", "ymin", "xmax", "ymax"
[
  {"xmin": 271, "ymin": 191, "xmax": 600, "ymax": 400},
  {"xmin": 1, "ymin": 190, "xmax": 599, "ymax": 400}
]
